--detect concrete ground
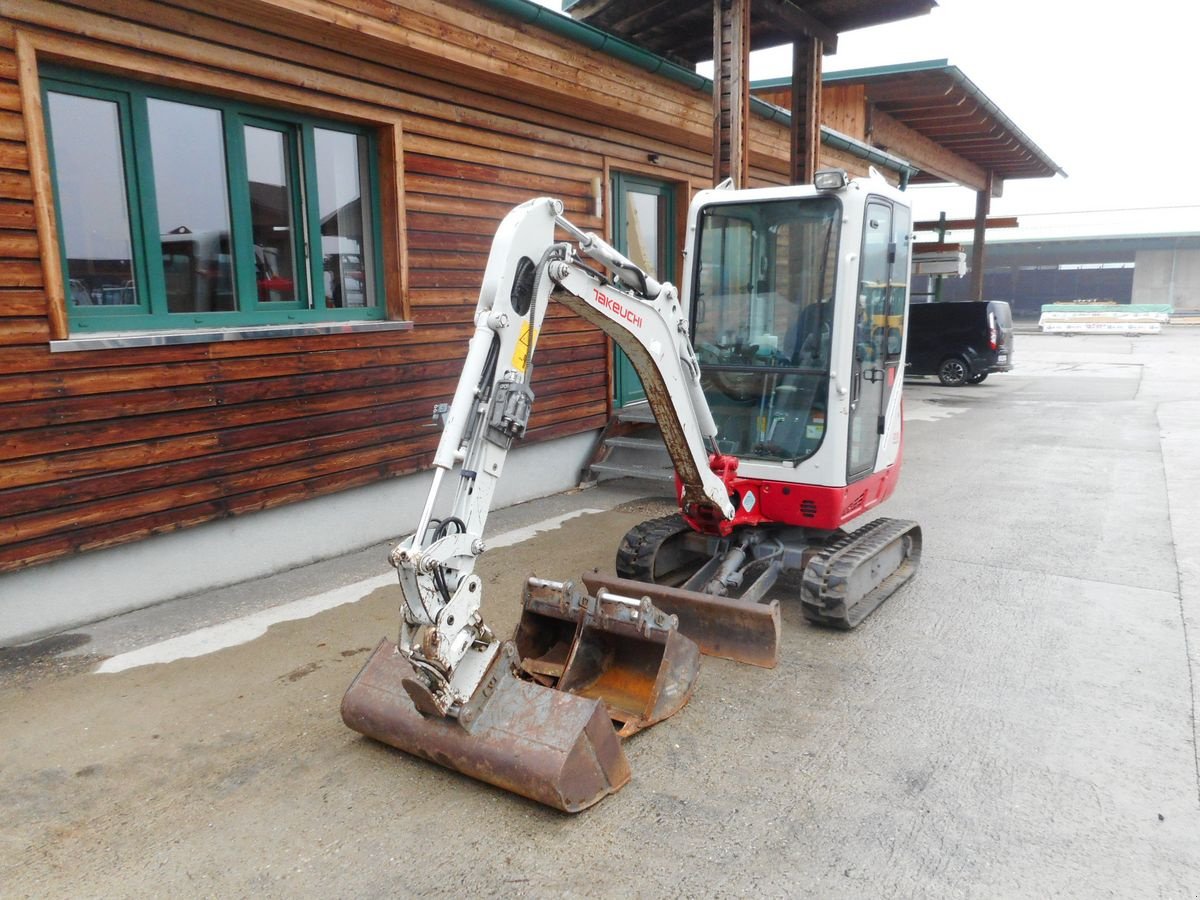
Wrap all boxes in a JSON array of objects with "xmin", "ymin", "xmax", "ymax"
[{"xmin": 2, "ymin": 330, "xmax": 1199, "ymax": 898}]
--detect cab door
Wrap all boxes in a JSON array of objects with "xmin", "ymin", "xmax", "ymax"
[{"xmin": 847, "ymin": 199, "xmax": 909, "ymax": 479}]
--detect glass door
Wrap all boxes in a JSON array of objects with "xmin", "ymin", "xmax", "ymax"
[
  {"xmin": 847, "ymin": 199, "xmax": 910, "ymax": 480},
  {"xmin": 611, "ymin": 173, "xmax": 675, "ymax": 407}
]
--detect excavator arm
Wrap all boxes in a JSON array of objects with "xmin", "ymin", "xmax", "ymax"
[{"xmin": 388, "ymin": 197, "xmax": 733, "ymax": 717}]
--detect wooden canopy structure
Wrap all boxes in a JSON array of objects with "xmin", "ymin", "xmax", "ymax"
[
  {"xmin": 567, "ymin": 0, "xmax": 936, "ymax": 187},
  {"xmin": 821, "ymin": 59, "xmax": 1065, "ymax": 188},
  {"xmin": 755, "ymin": 59, "xmax": 1065, "ymax": 299}
]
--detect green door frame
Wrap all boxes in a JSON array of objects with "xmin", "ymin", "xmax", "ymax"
[{"xmin": 610, "ymin": 172, "xmax": 676, "ymax": 407}]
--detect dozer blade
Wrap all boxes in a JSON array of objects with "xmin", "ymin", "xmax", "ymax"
[
  {"xmin": 800, "ymin": 517, "xmax": 922, "ymax": 629},
  {"xmin": 516, "ymin": 577, "xmax": 701, "ymax": 738},
  {"xmin": 341, "ymin": 639, "xmax": 630, "ymax": 813},
  {"xmin": 582, "ymin": 572, "xmax": 781, "ymax": 669}
]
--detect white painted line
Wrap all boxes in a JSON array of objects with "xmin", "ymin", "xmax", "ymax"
[
  {"xmin": 94, "ymin": 573, "xmax": 395, "ymax": 674},
  {"xmin": 95, "ymin": 508, "xmax": 605, "ymax": 674},
  {"xmin": 485, "ymin": 508, "xmax": 604, "ymax": 550}
]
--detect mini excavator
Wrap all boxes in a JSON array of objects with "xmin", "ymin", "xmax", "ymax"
[{"xmin": 342, "ymin": 172, "xmax": 921, "ymax": 812}]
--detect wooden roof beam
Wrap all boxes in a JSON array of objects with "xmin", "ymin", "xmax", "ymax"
[
  {"xmin": 871, "ymin": 110, "xmax": 998, "ymax": 195},
  {"xmin": 605, "ymin": 0, "xmax": 696, "ymax": 34},
  {"xmin": 755, "ymin": 0, "xmax": 839, "ymax": 50},
  {"xmin": 914, "ymin": 217, "xmax": 1019, "ymax": 231}
]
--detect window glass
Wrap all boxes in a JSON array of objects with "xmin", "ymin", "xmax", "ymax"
[
  {"xmin": 46, "ymin": 91, "xmax": 138, "ymax": 308},
  {"xmin": 855, "ymin": 202, "xmax": 893, "ymax": 370},
  {"xmin": 847, "ymin": 200, "xmax": 894, "ymax": 477},
  {"xmin": 315, "ymin": 129, "xmax": 371, "ymax": 309},
  {"xmin": 692, "ymin": 197, "xmax": 840, "ymax": 461},
  {"xmin": 148, "ymin": 99, "xmax": 234, "ymax": 313},
  {"xmin": 43, "ymin": 68, "xmax": 384, "ymax": 332},
  {"xmin": 244, "ymin": 125, "xmax": 298, "ymax": 304},
  {"xmin": 886, "ymin": 204, "xmax": 912, "ymax": 357},
  {"xmin": 695, "ymin": 215, "xmax": 751, "ymax": 334},
  {"xmin": 624, "ymin": 189, "xmax": 661, "ymax": 276}
]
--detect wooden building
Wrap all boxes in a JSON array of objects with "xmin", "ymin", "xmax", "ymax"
[{"xmin": 0, "ymin": 0, "xmax": 941, "ymax": 641}]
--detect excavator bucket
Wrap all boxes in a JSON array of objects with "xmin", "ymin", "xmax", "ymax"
[
  {"xmin": 341, "ymin": 639, "xmax": 630, "ymax": 813},
  {"xmin": 515, "ymin": 577, "xmax": 701, "ymax": 738},
  {"xmin": 582, "ymin": 572, "xmax": 782, "ymax": 669}
]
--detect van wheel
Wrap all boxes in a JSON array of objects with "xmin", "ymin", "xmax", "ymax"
[
  {"xmin": 937, "ymin": 357, "xmax": 970, "ymax": 386},
  {"xmin": 967, "ymin": 372, "xmax": 988, "ymax": 385}
]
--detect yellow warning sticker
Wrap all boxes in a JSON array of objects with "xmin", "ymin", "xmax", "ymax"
[{"xmin": 511, "ymin": 322, "xmax": 538, "ymax": 373}]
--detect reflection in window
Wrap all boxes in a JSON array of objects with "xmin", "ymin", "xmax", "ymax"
[
  {"xmin": 315, "ymin": 129, "xmax": 372, "ymax": 309},
  {"xmin": 46, "ymin": 92, "xmax": 138, "ymax": 307},
  {"xmin": 244, "ymin": 125, "xmax": 298, "ymax": 304},
  {"xmin": 887, "ymin": 206, "xmax": 911, "ymax": 358},
  {"xmin": 856, "ymin": 204, "xmax": 893, "ymax": 369},
  {"xmin": 623, "ymin": 189, "xmax": 661, "ymax": 277},
  {"xmin": 148, "ymin": 99, "xmax": 234, "ymax": 313}
]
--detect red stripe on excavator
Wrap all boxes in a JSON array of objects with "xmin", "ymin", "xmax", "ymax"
[{"xmin": 676, "ymin": 454, "xmax": 903, "ymax": 535}]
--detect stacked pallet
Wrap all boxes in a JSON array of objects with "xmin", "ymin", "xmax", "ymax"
[{"xmin": 1038, "ymin": 302, "xmax": 1173, "ymax": 334}]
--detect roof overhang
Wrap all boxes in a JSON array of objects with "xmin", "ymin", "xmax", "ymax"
[
  {"xmin": 822, "ymin": 59, "xmax": 1065, "ymax": 183},
  {"xmin": 564, "ymin": 0, "xmax": 936, "ymax": 63}
]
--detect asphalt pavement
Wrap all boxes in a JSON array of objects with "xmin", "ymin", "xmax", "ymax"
[{"xmin": 1, "ymin": 330, "xmax": 1198, "ymax": 898}]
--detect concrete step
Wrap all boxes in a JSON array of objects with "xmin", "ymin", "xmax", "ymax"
[
  {"xmin": 589, "ymin": 460, "xmax": 675, "ymax": 481},
  {"xmin": 614, "ymin": 402, "xmax": 656, "ymax": 424},
  {"xmin": 604, "ymin": 435, "xmax": 669, "ymax": 452}
]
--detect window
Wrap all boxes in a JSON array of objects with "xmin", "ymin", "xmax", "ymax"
[
  {"xmin": 691, "ymin": 196, "xmax": 841, "ymax": 461},
  {"xmin": 42, "ymin": 67, "xmax": 385, "ymax": 332}
]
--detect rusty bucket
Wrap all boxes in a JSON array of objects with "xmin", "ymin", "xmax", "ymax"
[
  {"xmin": 342, "ymin": 639, "xmax": 630, "ymax": 813},
  {"xmin": 515, "ymin": 577, "xmax": 701, "ymax": 738}
]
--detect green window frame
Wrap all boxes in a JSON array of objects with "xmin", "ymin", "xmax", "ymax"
[{"xmin": 41, "ymin": 66, "xmax": 387, "ymax": 332}]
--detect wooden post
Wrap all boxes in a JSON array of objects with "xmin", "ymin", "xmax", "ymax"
[
  {"xmin": 712, "ymin": 0, "xmax": 750, "ymax": 188},
  {"xmin": 789, "ymin": 34, "xmax": 823, "ymax": 186},
  {"xmin": 970, "ymin": 170, "xmax": 994, "ymax": 302},
  {"xmin": 15, "ymin": 33, "xmax": 69, "ymax": 340}
]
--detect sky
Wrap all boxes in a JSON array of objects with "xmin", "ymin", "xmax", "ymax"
[{"xmin": 535, "ymin": 0, "xmax": 1200, "ymax": 241}]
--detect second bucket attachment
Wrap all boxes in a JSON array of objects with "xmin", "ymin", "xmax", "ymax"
[
  {"xmin": 582, "ymin": 571, "xmax": 781, "ymax": 669},
  {"xmin": 515, "ymin": 577, "xmax": 701, "ymax": 738}
]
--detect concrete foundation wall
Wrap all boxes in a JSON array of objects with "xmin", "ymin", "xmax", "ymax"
[
  {"xmin": 1133, "ymin": 248, "xmax": 1200, "ymax": 307},
  {"xmin": 0, "ymin": 431, "xmax": 598, "ymax": 646}
]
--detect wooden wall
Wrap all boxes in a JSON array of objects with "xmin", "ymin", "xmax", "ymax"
[
  {"xmin": 755, "ymin": 83, "xmax": 867, "ymax": 142},
  {"xmin": 0, "ymin": 0, "xmax": 843, "ymax": 574}
]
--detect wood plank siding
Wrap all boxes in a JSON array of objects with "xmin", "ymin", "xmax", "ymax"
[{"xmin": 0, "ymin": 0, "xmax": 861, "ymax": 573}]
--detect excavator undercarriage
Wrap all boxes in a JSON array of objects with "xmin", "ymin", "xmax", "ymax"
[{"xmin": 613, "ymin": 513, "xmax": 922, "ymax": 631}]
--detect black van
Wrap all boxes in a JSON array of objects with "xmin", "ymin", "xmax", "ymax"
[{"xmin": 905, "ymin": 300, "xmax": 1014, "ymax": 386}]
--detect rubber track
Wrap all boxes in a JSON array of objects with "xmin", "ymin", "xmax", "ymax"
[
  {"xmin": 801, "ymin": 517, "xmax": 922, "ymax": 629},
  {"xmin": 615, "ymin": 514, "xmax": 692, "ymax": 583}
]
